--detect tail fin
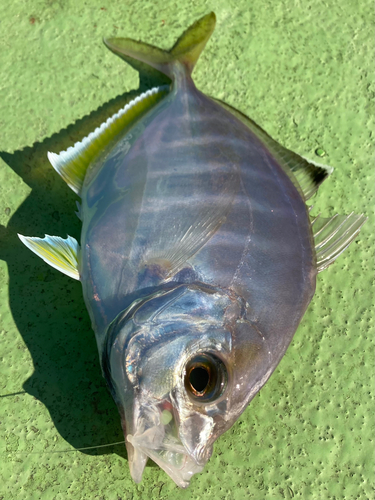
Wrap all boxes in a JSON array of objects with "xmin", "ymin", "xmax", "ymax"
[{"xmin": 103, "ymin": 12, "xmax": 216, "ymax": 80}]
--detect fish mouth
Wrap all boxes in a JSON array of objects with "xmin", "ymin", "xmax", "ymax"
[
  {"xmin": 126, "ymin": 433, "xmax": 205, "ymax": 488},
  {"xmin": 123, "ymin": 402, "xmax": 213, "ymax": 487}
]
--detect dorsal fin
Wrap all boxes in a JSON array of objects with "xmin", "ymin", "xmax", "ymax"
[
  {"xmin": 311, "ymin": 212, "xmax": 367, "ymax": 272},
  {"xmin": 213, "ymin": 98, "xmax": 332, "ymax": 201},
  {"xmin": 18, "ymin": 234, "xmax": 80, "ymax": 280},
  {"xmin": 48, "ymin": 86, "xmax": 169, "ymax": 196}
]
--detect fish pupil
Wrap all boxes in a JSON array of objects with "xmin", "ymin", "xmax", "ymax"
[
  {"xmin": 189, "ymin": 366, "xmax": 210, "ymax": 393},
  {"xmin": 184, "ymin": 353, "xmax": 227, "ymax": 402}
]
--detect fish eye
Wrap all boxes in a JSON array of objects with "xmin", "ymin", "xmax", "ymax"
[{"xmin": 184, "ymin": 353, "xmax": 227, "ymax": 402}]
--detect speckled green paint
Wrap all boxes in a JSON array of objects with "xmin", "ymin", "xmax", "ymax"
[{"xmin": 0, "ymin": 1, "xmax": 373, "ymax": 499}]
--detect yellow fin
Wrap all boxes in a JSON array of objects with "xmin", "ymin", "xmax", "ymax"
[
  {"xmin": 18, "ymin": 234, "xmax": 80, "ymax": 280},
  {"xmin": 48, "ymin": 86, "xmax": 169, "ymax": 196},
  {"xmin": 104, "ymin": 12, "xmax": 216, "ymax": 79}
]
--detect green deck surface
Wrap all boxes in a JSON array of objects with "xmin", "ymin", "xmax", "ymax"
[{"xmin": 0, "ymin": 1, "xmax": 373, "ymax": 499}]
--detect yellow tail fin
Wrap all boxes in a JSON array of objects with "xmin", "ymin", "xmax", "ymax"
[{"xmin": 104, "ymin": 12, "xmax": 216, "ymax": 79}]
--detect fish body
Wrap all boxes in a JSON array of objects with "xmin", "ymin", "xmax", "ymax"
[
  {"xmin": 81, "ymin": 68, "xmax": 315, "ymax": 350},
  {"xmin": 18, "ymin": 13, "xmax": 366, "ymax": 487}
]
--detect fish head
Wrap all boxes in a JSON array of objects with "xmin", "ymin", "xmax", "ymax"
[{"xmin": 104, "ymin": 283, "xmax": 271, "ymax": 487}]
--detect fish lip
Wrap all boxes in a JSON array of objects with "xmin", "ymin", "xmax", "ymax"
[
  {"xmin": 123, "ymin": 401, "xmax": 211, "ymax": 487},
  {"xmin": 126, "ymin": 440, "xmax": 148, "ymax": 484},
  {"xmin": 126, "ymin": 435, "xmax": 206, "ymax": 488}
]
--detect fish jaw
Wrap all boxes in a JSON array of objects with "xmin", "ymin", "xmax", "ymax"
[
  {"xmin": 126, "ymin": 434, "xmax": 205, "ymax": 488},
  {"xmin": 126, "ymin": 441, "xmax": 148, "ymax": 484},
  {"xmin": 123, "ymin": 398, "xmax": 211, "ymax": 488}
]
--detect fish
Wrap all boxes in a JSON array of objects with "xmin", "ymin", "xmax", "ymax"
[{"xmin": 17, "ymin": 12, "xmax": 366, "ymax": 488}]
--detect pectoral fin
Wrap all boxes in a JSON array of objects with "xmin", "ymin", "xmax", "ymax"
[
  {"xmin": 145, "ymin": 193, "xmax": 235, "ymax": 277},
  {"xmin": 18, "ymin": 234, "xmax": 80, "ymax": 280}
]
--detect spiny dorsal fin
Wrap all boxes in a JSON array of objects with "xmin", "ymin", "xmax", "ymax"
[
  {"xmin": 18, "ymin": 234, "xmax": 80, "ymax": 280},
  {"xmin": 48, "ymin": 86, "xmax": 169, "ymax": 196},
  {"xmin": 214, "ymin": 98, "xmax": 332, "ymax": 201},
  {"xmin": 103, "ymin": 12, "xmax": 216, "ymax": 79},
  {"xmin": 311, "ymin": 213, "xmax": 367, "ymax": 272}
]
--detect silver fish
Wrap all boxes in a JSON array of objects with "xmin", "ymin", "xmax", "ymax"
[{"xmin": 18, "ymin": 12, "xmax": 366, "ymax": 487}]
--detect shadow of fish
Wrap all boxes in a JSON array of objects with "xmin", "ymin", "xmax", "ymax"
[{"xmin": 18, "ymin": 12, "xmax": 366, "ymax": 488}]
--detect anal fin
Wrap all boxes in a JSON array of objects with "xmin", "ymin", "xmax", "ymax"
[
  {"xmin": 18, "ymin": 234, "xmax": 80, "ymax": 280},
  {"xmin": 48, "ymin": 86, "xmax": 169, "ymax": 196},
  {"xmin": 311, "ymin": 213, "xmax": 367, "ymax": 272}
]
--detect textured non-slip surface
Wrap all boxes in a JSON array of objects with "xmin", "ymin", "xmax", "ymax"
[{"xmin": 0, "ymin": 1, "xmax": 373, "ymax": 499}]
